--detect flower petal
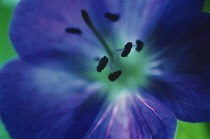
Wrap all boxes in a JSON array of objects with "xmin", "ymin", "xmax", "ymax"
[
  {"xmin": 10, "ymin": 0, "xmax": 103, "ymax": 71},
  {"xmin": 10, "ymin": 0, "xmax": 205, "ymax": 68},
  {"xmin": 146, "ymin": 12, "xmax": 210, "ymax": 59},
  {"xmin": 145, "ymin": 13, "xmax": 210, "ymax": 122},
  {"xmin": 84, "ymin": 92, "xmax": 177, "ymax": 139},
  {"xmin": 85, "ymin": 0, "xmax": 204, "ymax": 45},
  {"xmin": 0, "ymin": 60, "xmax": 177, "ymax": 138},
  {"xmin": 0, "ymin": 59, "xmax": 107, "ymax": 138},
  {"xmin": 148, "ymin": 75, "xmax": 210, "ymax": 122}
]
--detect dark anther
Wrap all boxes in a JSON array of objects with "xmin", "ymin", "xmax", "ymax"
[
  {"xmin": 136, "ymin": 40, "xmax": 144, "ymax": 52},
  {"xmin": 65, "ymin": 28, "xmax": 82, "ymax": 34},
  {"xmin": 81, "ymin": 9, "xmax": 92, "ymax": 26},
  {"xmin": 97, "ymin": 56, "xmax": 109, "ymax": 72},
  {"xmin": 104, "ymin": 12, "xmax": 120, "ymax": 22},
  {"xmin": 108, "ymin": 70, "xmax": 122, "ymax": 81},
  {"xmin": 121, "ymin": 42, "xmax": 132, "ymax": 57}
]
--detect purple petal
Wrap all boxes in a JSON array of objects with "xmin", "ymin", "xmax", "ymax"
[
  {"xmin": 87, "ymin": 0, "xmax": 204, "ymax": 43},
  {"xmin": 145, "ymin": 13, "xmax": 210, "ymax": 122},
  {"xmin": 10, "ymin": 0, "xmax": 204, "ymax": 69},
  {"xmin": 84, "ymin": 92, "xmax": 176, "ymax": 139},
  {"xmin": 0, "ymin": 60, "xmax": 177, "ymax": 138},
  {"xmin": 146, "ymin": 12, "xmax": 209, "ymax": 59},
  {"xmin": 148, "ymin": 75, "xmax": 210, "ymax": 123},
  {"xmin": 145, "ymin": 1, "xmax": 205, "ymax": 47},
  {"xmin": 10, "ymin": 0, "xmax": 102, "ymax": 71},
  {"xmin": 0, "ymin": 59, "xmax": 107, "ymax": 138}
]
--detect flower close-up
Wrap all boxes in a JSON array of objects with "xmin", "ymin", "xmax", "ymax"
[{"xmin": 0, "ymin": 0, "xmax": 210, "ymax": 138}]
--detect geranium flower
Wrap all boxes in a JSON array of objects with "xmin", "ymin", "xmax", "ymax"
[{"xmin": 1, "ymin": 0, "xmax": 210, "ymax": 138}]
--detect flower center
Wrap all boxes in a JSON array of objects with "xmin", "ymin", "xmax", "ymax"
[{"xmin": 67, "ymin": 9, "xmax": 149, "ymax": 96}]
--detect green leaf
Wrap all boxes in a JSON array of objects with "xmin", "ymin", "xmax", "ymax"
[
  {"xmin": 0, "ymin": 120, "xmax": 11, "ymax": 139},
  {"xmin": 176, "ymin": 121, "xmax": 210, "ymax": 139}
]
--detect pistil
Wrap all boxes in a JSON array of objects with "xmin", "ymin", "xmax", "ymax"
[{"xmin": 81, "ymin": 9, "xmax": 113, "ymax": 58}]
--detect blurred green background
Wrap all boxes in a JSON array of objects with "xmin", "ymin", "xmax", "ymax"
[{"xmin": 0, "ymin": 0, "xmax": 210, "ymax": 138}]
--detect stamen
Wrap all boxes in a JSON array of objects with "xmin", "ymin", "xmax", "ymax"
[
  {"xmin": 109, "ymin": 63, "xmax": 114, "ymax": 73},
  {"xmin": 114, "ymin": 49, "xmax": 124, "ymax": 52},
  {"xmin": 81, "ymin": 9, "xmax": 113, "ymax": 58},
  {"xmin": 65, "ymin": 28, "xmax": 82, "ymax": 34},
  {"xmin": 104, "ymin": 12, "xmax": 120, "ymax": 22},
  {"xmin": 136, "ymin": 40, "xmax": 144, "ymax": 52},
  {"xmin": 108, "ymin": 70, "xmax": 122, "ymax": 81},
  {"xmin": 97, "ymin": 56, "xmax": 109, "ymax": 72},
  {"xmin": 121, "ymin": 42, "xmax": 132, "ymax": 57}
]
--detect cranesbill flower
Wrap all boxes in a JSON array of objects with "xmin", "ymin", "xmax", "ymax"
[{"xmin": 1, "ymin": 0, "xmax": 210, "ymax": 138}]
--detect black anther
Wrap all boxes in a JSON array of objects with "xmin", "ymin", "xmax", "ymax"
[
  {"xmin": 65, "ymin": 28, "xmax": 82, "ymax": 34},
  {"xmin": 104, "ymin": 12, "xmax": 120, "ymax": 22},
  {"xmin": 136, "ymin": 40, "xmax": 144, "ymax": 52},
  {"xmin": 97, "ymin": 56, "xmax": 109, "ymax": 72},
  {"xmin": 121, "ymin": 42, "xmax": 132, "ymax": 57},
  {"xmin": 108, "ymin": 70, "xmax": 122, "ymax": 81}
]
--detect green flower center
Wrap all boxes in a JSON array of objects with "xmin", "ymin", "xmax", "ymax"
[
  {"xmin": 68, "ymin": 9, "xmax": 150, "ymax": 98},
  {"xmin": 96, "ymin": 49, "xmax": 149, "ymax": 98},
  {"xmin": 81, "ymin": 9, "xmax": 151, "ymax": 97}
]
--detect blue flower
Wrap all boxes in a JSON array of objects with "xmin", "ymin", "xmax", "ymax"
[{"xmin": 1, "ymin": 0, "xmax": 210, "ymax": 138}]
